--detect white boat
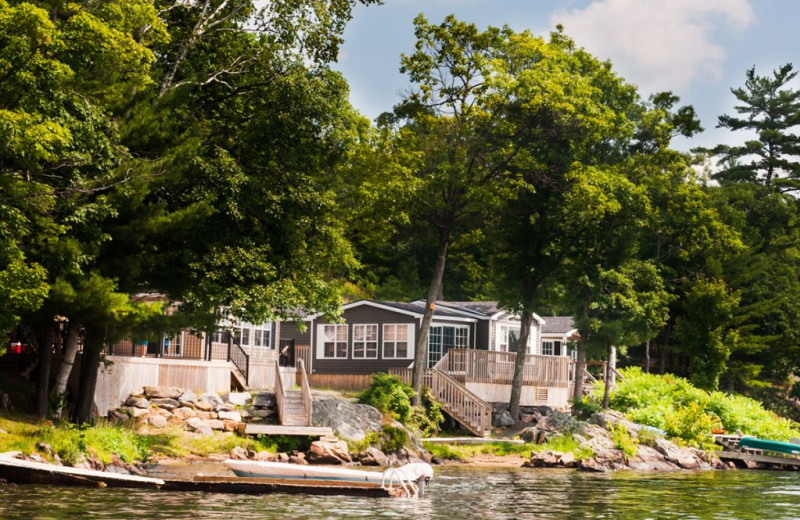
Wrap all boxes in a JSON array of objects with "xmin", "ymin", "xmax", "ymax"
[{"xmin": 224, "ymin": 459, "xmax": 434, "ymax": 497}]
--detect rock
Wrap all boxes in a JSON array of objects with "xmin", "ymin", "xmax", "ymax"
[
  {"xmin": 185, "ymin": 417, "xmax": 214, "ymax": 435},
  {"xmin": 148, "ymin": 415, "xmax": 167, "ymax": 428},
  {"xmin": 151, "ymin": 398, "xmax": 180, "ymax": 410},
  {"xmin": 167, "ymin": 416, "xmax": 184, "ymax": 427},
  {"xmin": 218, "ymin": 410, "xmax": 242, "ymax": 422},
  {"xmin": 124, "ymin": 396, "xmax": 149, "ymax": 409},
  {"xmin": 239, "ymin": 408, "xmax": 251, "ymax": 419},
  {"xmin": 144, "ymin": 386, "xmax": 183, "ymax": 399},
  {"xmin": 217, "ymin": 403, "xmax": 236, "ymax": 412},
  {"xmin": 246, "ymin": 407, "xmax": 274, "ymax": 418},
  {"xmin": 358, "ymin": 447, "xmax": 388, "ymax": 466},
  {"xmin": 312, "ymin": 399, "xmax": 383, "ymax": 442},
  {"xmin": 578, "ymin": 458, "xmax": 609, "ymax": 473},
  {"xmin": 230, "ymin": 447, "xmax": 248, "ymax": 460},
  {"xmin": 151, "ymin": 407, "xmax": 174, "ymax": 418},
  {"xmin": 179, "ymin": 389, "xmax": 198, "ymax": 405},
  {"xmin": 228, "ymin": 392, "xmax": 252, "ymax": 406},
  {"xmin": 519, "ymin": 427, "xmax": 539, "ymax": 443},
  {"xmin": 196, "ymin": 411, "xmax": 218, "ymax": 420},
  {"xmin": 222, "ymin": 420, "xmax": 239, "ymax": 432},
  {"xmin": 535, "ymin": 410, "xmax": 574, "ymax": 433},
  {"xmin": 277, "ymin": 452, "xmax": 290, "ymax": 462},
  {"xmin": 207, "ymin": 419, "xmax": 225, "ymax": 430},
  {"xmin": 195, "ymin": 401, "xmax": 214, "ymax": 412},
  {"xmin": 123, "ymin": 406, "xmax": 148, "ymax": 418},
  {"xmin": 493, "ymin": 410, "xmax": 514, "ymax": 427},
  {"xmin": 523, "ymin": 450, "xmax": 561, "ymax": 468},
  {"xmin": 559, "ymin": 451, "xmax": 576, "ymax": 467},
  {"xmin": 129, "ymin": 387, "xmax": 144, "ymax": 397},
  {"xmin": 107, "ymin": 409, "xmax": 129, "ymax": 424},
  {"xmin": 306, "ymin": 439, "xmax": 352, "ymax": 464},
  {"xmin": 254, "ymin": 451, "xmax": 275, "ymax": 462},
  {"xmin": 253, "ymin": 392, "xmax": 276, "ymax": 408},
  {"xmin": 289, "ymin": 454, "xmax": 308, "ymax": 465},
  {"xmin": 172, "ymin": 407, "xmax": 197, "ymax": 420},
  {"xmin": 520, "ymin": 413, "xmax": 538, "ymax": 423},
  {"xmin": 201, "ymin": 393, "xmax": 224, "ymax": 408}
]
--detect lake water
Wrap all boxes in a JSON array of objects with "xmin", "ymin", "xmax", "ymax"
[{"xmin": 2, "ymin": 464, "xmax": 800, "ymax": 519}]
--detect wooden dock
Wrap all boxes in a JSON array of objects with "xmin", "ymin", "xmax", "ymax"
[
  {"xmin": 714, "ymin": 434, "xmax": 800, "ymax": 469},
  {"xmin": 237, "ymin": 424, "xmax": 334, "ymax": 437},
  {"xmin": 162, "ymin": 475, "xmax": 407, "ymax": 497}
]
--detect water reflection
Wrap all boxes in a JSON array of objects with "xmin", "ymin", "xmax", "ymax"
[{"xmin": 1, "ymin": 466, "xmax": 800, "ymax": 519}]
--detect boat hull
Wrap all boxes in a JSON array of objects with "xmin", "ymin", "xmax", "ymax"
[
  {"xmin": 739, "ymin": 437, "xmax": 800, "ymax": 455},
  {"xmin": 224, "ymin": 460, "xmax": 386, "ymax": 483}
]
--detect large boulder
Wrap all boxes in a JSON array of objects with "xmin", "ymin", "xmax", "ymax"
[
  {"xmin": 124, "ymin": 396, "xmax": 149, "ymax": 409},
  {"xmin": 179, "ymin": 390, "xmax": 199, "ymax": 406},
  {"xmin": 228, "ymin": 392, "xmax": 252, "ymax": 406},
  {"xmin": 311, "ymin": 399, "xmax": 382, "ymax": 442},
  {"xmin": 144, "ymin": 386, "xmax": 183, "ymax": 399},
  {"xmin": 201, "ymin": 393, "xmax": 224, "ymax": 408},
  {"xmin": 493, "ymin": 410, "xmax": 514, "ymax": 427},
  {"xmin": 253, "ymin": 392, "xmax": 276, "ymax": 408},
  {"xmin": 218, "ymin": 410, "xmax": 242, "ymax": 422},
  {"xmin": 306, "ymin": 439, "xmax": 352, "ymax": 464},
  {"xmin": 150, "ymin": 398, "xmax": 180, "ymax": 410},
  {"xmin": 358, "ymin": 447, "xmax": 389, "ymax": 466}
]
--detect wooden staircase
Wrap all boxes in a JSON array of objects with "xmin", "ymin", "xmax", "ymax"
[
  {"xmin": 230, "ymin": 367, "xmax": 249, "ymax": 392},
  {"xmin": 274, "ymin": 359, "xmax": 313, "ymax": 428},
  {"xmin": 430, "ymin": 368, "xmax": 492, "ymax": 437}
]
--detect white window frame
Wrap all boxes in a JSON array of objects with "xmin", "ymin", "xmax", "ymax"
[
  {"xmin": 542, "ymin": 340, "xmax": 554, "ymax": 356},
  {"xmin": 163, "ymin": 331, "xmax": 183, "ymax": 357},
  {"xmin": 428, "ymin": 323, "xmax": 470, "ymax": 368},
  {"xmin": 235, "ymin": 323, "xmax": 251, "ymax": 347},
  {"xmin": 252, "ymin": 323, "xmax": 271, "ymax": 348},
  {"xmin": 352, "ymin": 323, "xmax": 379, "ymax": 359},
  {"xmin": 317, "ymin": 324, "xmax": 348, "ymax": 359},
  {"xmin": 211, "ymin": 330, "xmax": 225, "ymax": 343},
  {"xmin": 383, "ymin": 324, "xmax": 414, "ymax": 359}
]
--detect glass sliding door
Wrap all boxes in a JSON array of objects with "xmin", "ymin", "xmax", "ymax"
[{"xmin": 427, "ymin": 324, "xmax": 469, "ymax": 367}]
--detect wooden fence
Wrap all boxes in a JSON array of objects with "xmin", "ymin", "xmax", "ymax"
[{"xmin": 306, "ymin": 373, "xmax": 374, "ymax": 391}]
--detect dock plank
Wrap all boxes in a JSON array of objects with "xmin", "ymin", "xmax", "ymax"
[
  {"xmin": 238, "ymin": 424, "xmax": 334, "ymax": 437},
  {"xmin": 717, "ymin": 450, "xmax": 800, "ymax": 467}
]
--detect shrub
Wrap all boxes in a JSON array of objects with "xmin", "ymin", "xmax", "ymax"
[
  {"xmin": 358, "ymin": 374, "xmax": 415, "ymax": 423},
  {"xmin": 636, "ymin": 427, "xmax": 659, "ymax": 448},
  {"xmin": 609, "ymin": 422, "xmax": 638, "ymax": 459},
  {"xmin": 601, "ymin": 367, "xmax": 800, "ymax": 449},
  {"xmin": 408, "ymin": 387, "xmax": 445, "ymax": 437},
  {"xmin": 531, "ymin": 434, "xmax": 593, "ymax": 460},
  {"xmin": 571, "ymin": 397, "xmax": 602, "ymax": 419},
  {"xmin": 379, "ymin": 425, "xmax": 409, "ymax": 453}
]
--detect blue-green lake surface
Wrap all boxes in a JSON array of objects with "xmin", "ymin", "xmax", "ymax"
[{"xmin": 2, "ymin": 464, "xmax": 800, "ymax": 519}]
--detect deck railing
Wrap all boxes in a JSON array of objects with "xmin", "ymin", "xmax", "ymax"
[
  {"xmin": 274, "ymin": 360, "xmax": 285, "ymax": 425},
  {"xmin": 298, "ymin": 358, "xmax": 313, "ymax": 426},
  {"xmin": 438, "ymin": 349, "xmax": 571, "ymax": 387},
  {"xmin": 295, "ymin": 344, "xmax": 312, "ymax": 372},
  {"xmin": 228, "ymin": 339, "xmax": 250, "ymax": 385}
]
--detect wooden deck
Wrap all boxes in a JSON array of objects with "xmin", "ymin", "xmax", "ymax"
[
  {"xmin": 717, "ymin": 450, "xmax": 800, "ymax": 468},
  {"xmin": 237, "ymin": 424, "xmax": 334, "ymax": 437}
]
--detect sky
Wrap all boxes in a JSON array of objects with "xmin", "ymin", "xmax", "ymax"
[{"xmin": 334, "ymin": 0, "xmax": 800, "ymax": 151}]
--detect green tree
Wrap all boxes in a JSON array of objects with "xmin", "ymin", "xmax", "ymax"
[{"xmin": 706, "ymin": 64, "xmax": 800, "ymax": 193}]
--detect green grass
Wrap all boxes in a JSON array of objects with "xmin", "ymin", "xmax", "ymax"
[
  {"xmin": 530, "ymin": 434, "xmax": 594, "ymax": 460},
  {"xmin": 422, "ymin": 441, "xmax": 534, "ymax": 461}
]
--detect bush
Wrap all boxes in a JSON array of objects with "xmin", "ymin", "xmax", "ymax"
[
  {"xmin": 571, "ymin": 397, "xmax": 602, "ymax": 419},
  {"xmin": 636, "ymin": 427, "xmax": 659, "ymax": 448},
  {"xmin": 408, "ymin": 387, "xmax": 445, "ymax": 437},
  {"xmin": 609, "ymin": 422, "xmax": 638, "ymax": 459},
  {"xmin": 600, "ymin": 367, "xmax": 800, "ymax": 449},
  {"xmin": 379, "ymin": 425, "xmax": 409, "ymax": 453},
  {"xmin": 358, "ymin": 374, "xmax": 415, "ymax": 423}
]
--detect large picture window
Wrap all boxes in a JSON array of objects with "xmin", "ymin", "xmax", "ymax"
[
  {"xmin": 428, "ymin": 324, "xmax": 469, "ymax": 368},
  {"xmin": 352, "ymin": 324, "xmax": 378, "ymax": 359},
  {"xmin": 498, "ymin": 325, "xmax": 521, "ymax": 352},
  {"xmin": 163, "ymin": 332, "xmax": 183, "ymax": 357},
  {"xmin": 322, "ymin": 324, "xmax": 348, "ymax": 358},
  {"xmin": 383, "ymin": 324, "xmax": 411, "ymax": 359}
]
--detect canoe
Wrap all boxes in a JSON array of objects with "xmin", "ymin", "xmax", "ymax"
[
  {"xmin": 224, "ymin": 459, "xmax": 433, "ymax": 485},
  {"xmin": 738, "ymin": 437, "xmax": 800, "ymax": 455},
  {"xmin": 0, "ymin": 451, "xmax": 165, "ymax": 489}
]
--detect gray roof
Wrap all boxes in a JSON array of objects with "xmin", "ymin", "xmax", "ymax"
[
  {"xmin": 374, "ymin": 300, "xmax": 471, "ymax": 319},
  {"xmin": 541, "ymin": 316, "xmax": 576, "ymax": 334},
  {"xmin": 438, "ymin": 301, "xmax": 503, "ymax": 317}
]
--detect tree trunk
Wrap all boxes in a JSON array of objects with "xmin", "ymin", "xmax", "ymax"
[
  {"xmin": 52, "ymin": 322, "xmax": 81, "ymax": 419},
  {"xmin": 602, "ymin": 343, "xmax": 615, "ymax": 408},
  {"xmin": 658, "ymin": 342, "xmax": 666, "ymax": 374},
  {"xmin": 34, "ymin": 325, "xmax": 53, "ymax": 418},
  {"xmin": 573, "ymin": 337, "xmax": 588, "ymax": 401},
  {"xmin": 608, "ymin": 345, "xmax": 616, "ymax": 386},
  {"xmin": 412, "ymin": 236, "xmax": 449, "ymax": 405},
  {"xmin": 73, "ymin": 325, "xmax": 103, "ymax": 424},
  {"xmin": 644, "ymin": 340, "xmax": 650, "ymax": 373},
  {"xmin": 509, "ymin": 309, "xmax": 533, "ymax": 421}
]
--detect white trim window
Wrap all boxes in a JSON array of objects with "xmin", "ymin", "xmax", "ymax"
[
  {"xmin": 542, "ymin": 341, "xmax": 554, "ymax": 356},
  {"xmin": 234, "ymin": 324, "xmax": 251, "ymax": 347},
  {"xmin": 352, "ymin": 324, "xmax": 378, "ymax": 359},
  {"xmin": 428, "ymin": 324, "xmax": 469, "ymax": 368},
  {"xmin": 498, "ymin": 324, "xmax": 521, "ymax": 352},
  {"xmin": 383, "ymin": 324, "xmax": 414, "ymax": 359},
  {"xmin": 252, "ymin": 323, "xmax": 271, "ymax": 348},
  {"xmin": 163, "ymin": 331, "xmax": 183, "ymax": 357},
  {"xmin": 319, "ymin": 324, "xmax": 348, "ymax": 359},
  {"xmin": 211, "ymin": 330, "xmax": 226, "ymax": 343}
]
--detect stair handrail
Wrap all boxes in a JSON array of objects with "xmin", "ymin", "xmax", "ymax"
[
  {"xmin": 228, "ymin": 338, "xmax": 250, "ymax": 385},
  {"xmin": 298, "ymin": 358, "xmax": 312, "ymax": 426},
  {"xmin": 274, "ymin": 360, "xmax": 285, "ymax": 425},
  {"xmin": 430, "ymin": 367, "xmax": 492, "ymax": 437}
]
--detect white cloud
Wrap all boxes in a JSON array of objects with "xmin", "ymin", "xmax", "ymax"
[{"xmin": 551, "ymin": 0, "xmax": 755, "ymax": 95}]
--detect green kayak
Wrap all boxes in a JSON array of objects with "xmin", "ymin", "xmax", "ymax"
[{"xmin": 738, "ymin": 437, "xmax": 800, "ymax": 455}]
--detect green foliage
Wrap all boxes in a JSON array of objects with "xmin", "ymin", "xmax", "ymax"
[
  {"xmin": 531, "ymin": 435, "xmax": 593, "ymax": 461},
  {"xmin": 423, "ymin": 442, "xmax": 464, "ymax": 461},
  {"xmin": 255, "ymin": 435, "xmax": 313, "ymax": 454},
  {"xmin": 407, "ymin": 386, "xmax": 445, "ymax": 437},
  {"xmin": 358, "ymin": 373, "xmax": 416, "ymax": 423},
  {"xmin": 602, "ymin": 367, "xmax": 800, "ymax": 449},
  {"xmin": 609, "ymin": 422, "xmax": 638, "ymax": 459},
  {"xmin": 636, "ymin": 427, "xmax": 660, "ymax": 448},
  {"xmin": 37, "ymin": 421, "xmax": 150, "ymax": 465},
  {"xmin": 378, "ymin": 426, "xmax": 409, "ymax": 453},
  {"xmin": 571, "ymin": 397, "xmax": 602, "ymax": 419}
]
